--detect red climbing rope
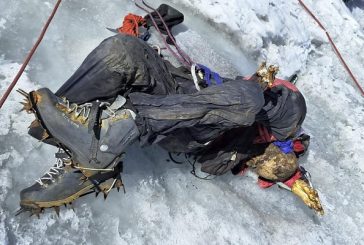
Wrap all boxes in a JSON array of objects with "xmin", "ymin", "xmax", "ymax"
[
  {"xmin": 117, "ymin": 13, "xmax": 146, "ymax": 37},
  {"xmin": 0, "ymin": 0, "xmax": 63, "ymax": 109},
  {"xmin": 298, "ymin": 0, "xmax": 364, "ymax": 97}
]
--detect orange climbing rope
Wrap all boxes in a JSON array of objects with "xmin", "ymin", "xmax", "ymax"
[
  {"xmin": 298, "ymin": 0, "xmax": 364, "ymax": 97},
  {"xmin": 0, "ymin": 0, "xmax": 63, "ymax": 109},
  {"xmin": 117, "ymin": 13, "xmax": 146, "ymax": 37}
]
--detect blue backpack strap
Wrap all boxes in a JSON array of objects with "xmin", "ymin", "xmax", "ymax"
[
  {"xmin": 197, "ymin": 64, "xmax": 223, "ymax": 86},
  {"xmin": 212, "ymin": 71, "xmax": 223, "ymax": 85}
]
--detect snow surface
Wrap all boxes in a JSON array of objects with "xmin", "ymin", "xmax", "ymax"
[{"xmin": 1, "ymin": 0, "xmax": 364, "ymax": 244}]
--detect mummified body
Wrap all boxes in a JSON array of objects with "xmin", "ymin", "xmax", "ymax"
[{"xmin": 17, "ymin": 33, "xmax": 323, "ymax": 217}]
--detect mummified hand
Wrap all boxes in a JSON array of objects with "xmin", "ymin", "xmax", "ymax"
[{"xmin": 291, "ymin": 179, "xmax": 324, "ymax": 215}]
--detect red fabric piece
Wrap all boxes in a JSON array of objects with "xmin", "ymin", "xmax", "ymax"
[
  {"xmin": 271, "ymin": 78, "xmax": 299, "ymax": 92},
  {"xmin": 237, "ymin": 165, "xmax": 249, "ymax": 176},
  {"xmin": 293, "ymin": 140, "xmax": 305, "ymax": 153},
  {"xmin": 257, "ymin": 170, "xmax": 302, "ymax": 189},
  {"xmin": 242, "ymin": 76, "xmax": 299, "ymax": 92},
  {"xmin": 118, "ymin": 13, "xmax": 146, "ymax": 37},
  {"xmin": 253, "ymin": 124, "xmax": 277, "ymax": 144},
  {"xmin": 258, "ymin": 178, "xmax": 275, "ymax": 188},
  {"xmin": 283, "ymin": 170, "xmax": 302, "ymax": 188}
]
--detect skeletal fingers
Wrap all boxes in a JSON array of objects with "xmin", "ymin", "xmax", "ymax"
[{"xmin": 291, "ymin": 179, "xmax": 324, "ymax": 215}]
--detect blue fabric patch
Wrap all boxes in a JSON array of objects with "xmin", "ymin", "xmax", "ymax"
[
  {"xmin": 273, "ymin": 140, "xmax": 293, "ymax": 154},
  {"xmin": 197, "ymin": 64, "xmax": 223, "ymax": 86}
]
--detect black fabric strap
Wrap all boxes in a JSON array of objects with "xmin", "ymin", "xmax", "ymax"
[{"xmin": 89, "ymin": 101, "xmax": 102, "ymax": 165}]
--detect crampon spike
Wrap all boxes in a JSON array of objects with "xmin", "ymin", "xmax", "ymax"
[
  {"xmin": 115, "ymin": 179, "xmax": 124, "ymax": 193},
  {"xmin": 16, "ymin": 89, "xmax": 29, "ymax": 97},
  {"xmin": 19, "ymin": 100, "xmax": 33, "ymax": 113},
  {"xmin": 40, "ymin": 130, "xmax": 50, "ymax": 142},
  {"xmin": 32, "ymin": 209, "xmax": 41, "ymax": 219},
  {"xmin": 70, "ymin": 203, "xmax": 75, "ymax": 212},
  {"xmin": 103, "ymin": 192, "xmax": 108, "ymax": 200},
  {"xmin": 34, "ymin": 208, "xmax": 42, "ymax": 219},
  {"xmin": 15, "ymin": 208, "xmax": 25, "ymax": 216},
  {"xmin": 29, "ymin": 119, "xmax": 41, "ymax": 129},
  {"xmin": 54, "ymin": 206, "xmax": 60, "ymax": 217}
]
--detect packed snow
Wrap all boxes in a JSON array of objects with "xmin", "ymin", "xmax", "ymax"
[{"xmin": 0, "ymin": 0, "xmax": 364, "ymax": 244}]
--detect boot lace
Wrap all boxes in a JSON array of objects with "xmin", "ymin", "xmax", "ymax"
[
  {"xmin": 59, "ymin": 98, "xmax": 118, "ymax": 119},
  {"xmin": 59, "ymin": 98, "xmax": 93, "ymax": 119},
  {"xmin": 35, "ymin": 149, "xmax": 72, "ymax": 186}
]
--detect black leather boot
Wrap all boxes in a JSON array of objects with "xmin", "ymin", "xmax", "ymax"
[
  {"xmin": 17, "ymin": 148, "xmax": 124, "ymax": 217},
  {"xmin": 18, "ymin": 88, "xmax": 139, "ymax": 176}
]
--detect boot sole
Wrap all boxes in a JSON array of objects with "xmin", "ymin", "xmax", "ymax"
[
  {"xmin": 20, "ymin": 178, "xmax": 117, "ymax": 210},
  {"xmin": 20, "ymin": 183, "xmax": 95, "ymax": 209}
]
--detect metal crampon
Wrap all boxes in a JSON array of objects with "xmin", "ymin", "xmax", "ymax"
[
  {"xmin": 94, "ymin": 174, "xmax": 125, "ymax": 200},
  {"xmin": 16, "ymin": 173, "xmax": 125, "ymax": 218},
  {"xmin": 17, "ymin": 89, "xmax": 35, "ymax": 114},
  {"xmin": 15, "ymin": 88, "xmax": 135, "ymax": 218},
  {"xmin": 17, "ymin": 89, "xmax": 53, "ymax": 143},
  {"xmin": 15, "ymin": 201, "xmax": 75, "ymax": 219}
]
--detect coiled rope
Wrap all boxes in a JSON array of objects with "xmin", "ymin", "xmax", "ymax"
[{"xmin": 117, "ymin": 13, "xmax": 146, "ymax": 37}]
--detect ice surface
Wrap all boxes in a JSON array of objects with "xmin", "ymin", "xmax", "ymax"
[{"xmin": 0, "ymin": 0, "xmax": 364, "ymax": 244}]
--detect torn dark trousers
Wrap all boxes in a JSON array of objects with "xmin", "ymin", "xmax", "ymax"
[{"xmin": 56, "ymin": 34, "xmax": 178, "ymax": 103}]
